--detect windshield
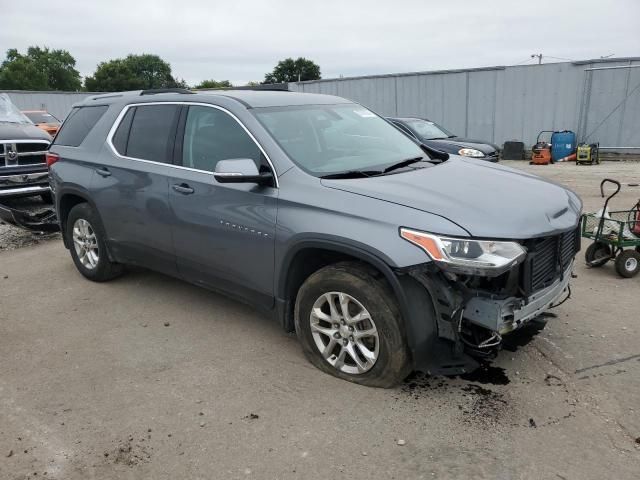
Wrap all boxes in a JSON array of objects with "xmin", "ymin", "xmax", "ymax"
[
  {"xmin": 23, "ymin": 111, "xmax": 60, "ymax": 124},
  {"xmin": 253, "ymin": 104, "xmax": 426, "ymax": 176},
  {"xmin": 404, "ymin": 119, "xmax": 454, "ymax": 139},
  {"xmin": 0, "ymin": 93, "xmax": 32, "ymax": 124}
]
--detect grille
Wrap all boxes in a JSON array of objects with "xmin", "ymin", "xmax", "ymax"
[
  {"xmin": 520, "ymin": 227, "xmax": 580, "ymax": 295},
  {"xmin": 0, "ymin": 141, "xmax": 50, "ymax": 168}
]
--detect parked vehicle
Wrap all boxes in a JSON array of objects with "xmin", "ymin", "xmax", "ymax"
[
  {"xmin": 0, "ymin": 94, "xmax": 52, "ymax": 202},
  {"xmin": 387, "ymin": 117, "xmax": 500, "ymax": 161},
  {"xmin": 49, "ymin": 89, "xmax": 582, "ymax": 387},
  {"xmin": 22, "ymin": 110, "xmax": 62, "ymax": 137}
]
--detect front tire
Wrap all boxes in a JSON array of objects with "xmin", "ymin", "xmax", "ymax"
[
  {"xmin": 294, "ymin": 262, "xmax": 410, "ymax": 388},
  {"xmin": 66, "ymin": 203, "xmax": 124, "ymax": 282}
]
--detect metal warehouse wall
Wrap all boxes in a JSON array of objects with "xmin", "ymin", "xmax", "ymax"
[
  {"xmin": 290, "ymin": 58, "xmax": 640, "ymax": 150},
  {"xmin": 1, "ymin": 91, "xmax": 97, "ymax": 120}
]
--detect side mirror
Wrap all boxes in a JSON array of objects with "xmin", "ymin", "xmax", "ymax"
[{"xmin": 214, "ymin": 158, "xmax": 274, "ymax": 186}]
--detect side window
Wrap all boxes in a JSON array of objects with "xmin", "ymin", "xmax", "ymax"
[
  {"xmin": 124, "ymin": 105, "xmax": 180, "ymax": 162},
  {"xmin": 54, "ymin": 105, "xmax": 108, "ymax": 147},
  {"xmin": 111, "ymin": 108, "xmax": 135, "ymax": 155},
  {"xmin": 182, "ymin": 106, "xmax": 261, "ymax": 173}
]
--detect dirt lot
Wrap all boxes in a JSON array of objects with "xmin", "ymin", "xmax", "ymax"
[{"xmin": 1, "ymin": 160, "xmax": 639, "ymax": 479}]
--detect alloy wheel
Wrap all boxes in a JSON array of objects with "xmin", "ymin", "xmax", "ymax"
[
  {"xmin": 309, "ymin": 292, "xmax": 379, "ymax": 374},
  {"xmin": 72, "ymin": 218, "xmax": 99, "ymax": 270}
]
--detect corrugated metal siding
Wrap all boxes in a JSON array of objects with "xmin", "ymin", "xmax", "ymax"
[
  {"xmin": 0, "ymin": 91, "xmax": 97, "ymax": 120},
  {"xmin": 292, "ymin": 59, "xmax": 640, "ymax": 149}
]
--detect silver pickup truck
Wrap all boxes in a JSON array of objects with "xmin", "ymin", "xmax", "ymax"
[{"xmin": 0, "ymin": 93, "xmax": 52, "ymax": 201}]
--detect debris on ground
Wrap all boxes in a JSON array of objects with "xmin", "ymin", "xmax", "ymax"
[
  {"xmin": 397, "ymin": 439, "xmax": 406, "ymax": 446},
  {"xmin": 544, "ymin": 374, "xmax": 564, "ymax": 387},
  {"xmin": 0, "ymin": 197, "xmax": 60, "ymax": 251}
]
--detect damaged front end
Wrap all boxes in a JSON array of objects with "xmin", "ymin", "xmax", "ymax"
[{"xmin": 402, "ymin": 226, "xmax": 579, "ymax": 369}]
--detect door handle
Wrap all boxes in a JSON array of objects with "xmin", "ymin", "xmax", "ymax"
[
  {"xmin": 172, "ymin": 183, "xmax": 194, "ymax": 194},
  {"xmin": 95, "ymin": 167, "xmax": 111, "ymax": 177}
]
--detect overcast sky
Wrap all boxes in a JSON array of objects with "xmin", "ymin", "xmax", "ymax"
[{"xmin": 3, "ymin": 0, "xmax": 639, "ymax": 86}]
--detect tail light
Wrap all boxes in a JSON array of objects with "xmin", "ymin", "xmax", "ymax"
[{"xmin": 46, "ymin": 152, "xmax": 60, "ymax": 168}]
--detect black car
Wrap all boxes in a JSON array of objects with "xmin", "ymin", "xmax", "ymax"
[{"xmin": 387, "ymin": 117, "xmax": 500, "ymax": 162}]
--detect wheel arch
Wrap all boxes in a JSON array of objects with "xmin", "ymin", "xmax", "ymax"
[
  {"xmin": 276, "ymin": 238, "xmax": 412, "ymax": 335},
  {"xmin": 57, "ymin": 187, "xmax": 111, "ymax": 260}
]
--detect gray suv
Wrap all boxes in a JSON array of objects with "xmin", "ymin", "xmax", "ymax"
[{"xmin": 49, "ymin": 89, "xmax": 581, "ymax": 387}]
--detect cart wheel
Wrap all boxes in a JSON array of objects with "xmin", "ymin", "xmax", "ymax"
[
  {"xmin": 614, "ymin": 250, "xmax": 640, "ymax": 278},
  {"xmin": 585, "ymin": 242, "xmax": 612, "ymax": 267}
]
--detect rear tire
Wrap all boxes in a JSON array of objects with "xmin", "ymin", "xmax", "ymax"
[
  {"xmin": 614, "ymin": 250, "xmax": 640, "ymax": 278},
  {"xmin": 294, "ymin": 262, "xmax": 411, "ymax": 388},
  {"xmin": 585, "ymin": 242, "xmax": 611, "ymax": 267},
  {"xmin": 66, "ymin": 203, "xmax": 124, "ymax": 282}
]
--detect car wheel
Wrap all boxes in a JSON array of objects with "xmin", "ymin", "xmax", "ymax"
[
  {"xmin": 294, "ymin": 262, "xmax": 411, "ymax": 388},
  {"xmin": 66, "ymin": 203, "xmax": 124, "ymax": 282},
  {"xmin": 614, "ymin": 250, "xmax": 640, "ymax": 278},
  {"xmin": 40, "ymin": 192, "xmax": 53, "ymax": 204},
  {"xmin": 585, "ymin": 242, "xmax": 611, "ymax": 267}
]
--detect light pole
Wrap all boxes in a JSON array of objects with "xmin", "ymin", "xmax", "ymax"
[{"xmin": 531, "ymin": 53, "xmax": 543, "ymax": 64}]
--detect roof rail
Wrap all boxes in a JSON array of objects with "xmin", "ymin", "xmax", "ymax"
[
  {"xmin": 196, "ymin": 83, "xmax": 290, "ymax": 92},
  {"xmin": 140, "ymin": 88, "xmax": 194, "ymax": 96}
]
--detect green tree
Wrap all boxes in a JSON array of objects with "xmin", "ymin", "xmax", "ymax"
[
  {"xmin": 194, "ymin": 79, "xmax": 233, "ymax": 89},
  {"xmin": 0, "ymin": 47, "xmax": 81, "ymax": 91},
  {"xmin": 84, "ymin": 54, "xmax": 182, "ymax": 92},
  {"xmin": 263, "ymin": 57, "xmax": 321, "ymax": 84}
]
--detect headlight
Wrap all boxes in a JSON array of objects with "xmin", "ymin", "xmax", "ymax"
[
  {"xmin": 400, "ymin": 228, "xmax": 526, "ymax": 276},
  {"xmin": 458, "ymin": 148, "xmax": 485, "ymax": 158}
]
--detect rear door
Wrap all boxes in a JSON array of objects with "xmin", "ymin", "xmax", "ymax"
[
  {"xmin": 168, "ymin": 104, "xmax": 278, "ymax": 307},
  {"xmin": 90, "ymin": 103, "xmax": 180, "ymax": 275}
]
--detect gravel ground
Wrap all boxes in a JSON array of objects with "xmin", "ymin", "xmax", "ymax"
[
  {"xmin": 1, "ymin": 160, "xmax": 639, "ymax": 479},
  {"xmin": 0, "ymin": 196, "xmax": 61, "ymax": 251}
]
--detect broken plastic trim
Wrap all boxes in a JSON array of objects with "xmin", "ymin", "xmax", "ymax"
[{"xmin": 0, "ymin": 203, "xmax": 60, "ymax": 233}]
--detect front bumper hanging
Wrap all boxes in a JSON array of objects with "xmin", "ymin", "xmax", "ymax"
[
  {"xmin": 0, "ymin": 203, "xmax": 60, "ymax": 233},
  {"xmin": 464, "ymin": 263, "xmax": 573, "ymax": 334}
]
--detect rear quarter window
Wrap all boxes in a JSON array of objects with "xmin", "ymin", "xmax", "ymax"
[
  {"xmin": 54, "ymin": 105, "xmax": 108, "ymax": 147},
  {"xmin": 116, "ymin": 104, "xmax": 180, "ymax": 163}
]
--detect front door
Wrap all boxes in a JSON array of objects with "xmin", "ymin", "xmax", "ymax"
[{"xmin": 168, "ymin": 105, "xmax": 277, "ymax": 307}]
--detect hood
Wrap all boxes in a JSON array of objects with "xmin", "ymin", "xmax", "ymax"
[
  {"xmin": 423, "ymin": 137, "xmax": 498, "ymax": 155},
  {"xmin": 0, "ymin": 121, "xmax": 52, "ymax": 142},
  {"xmin": 321, "ymin": 157, "xmax": 582, "ymax": 239}
]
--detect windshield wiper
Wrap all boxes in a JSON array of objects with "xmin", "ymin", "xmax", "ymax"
[
  {"xmin": 382, "ymin": 157, "xmax": 424, "ymax": 174},
  {"xmin": 320, "ymin": 170, "xmax": 382, "ymax": 179}
]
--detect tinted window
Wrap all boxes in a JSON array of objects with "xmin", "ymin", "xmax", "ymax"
[
  {"xmin": 111, "ymin": 108, "xmax": 135, "ymax": 155},
  {"xmin": 126, "ymin": 105, "xmax": 180, "ymax": 162},
  {"xmin": 54, "ymin": 105, "xmax": 108, "ymax": 147},
  {"xmin": 182, "ymin": 106, "xmax": 261, "ymax": 172}
]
